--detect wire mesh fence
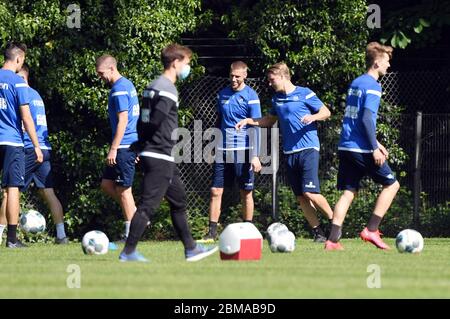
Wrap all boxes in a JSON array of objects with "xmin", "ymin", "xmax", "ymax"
[
  {"xmin": 418, "ymin": 114, "xmax": 450, "ymax": 204},
  {"xmin": 381, "ymin": 71, "xmax": 450, "ymax": 114},
  {"xmin": 178, "ymin": 71, "xmax": 450, "ymax": 218}
]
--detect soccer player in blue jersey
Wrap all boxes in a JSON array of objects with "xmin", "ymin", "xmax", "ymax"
[
  {"xmin": 96, "ymin": 55, "xmax": 139, "ymax": 241},
  {"xmin": 0, "ymin": 64, "xmax": 68, "ymax": 244},
  {"xmin": 325, "ymin": 42, "xmax": 400, "ymax": 251},
  {"xmin": 200, "ymin": 61, "xmax": 262, "ymax": 242},
  {"xmin": 0, "ymin": 42, "xmax": 43, "ymax": 248},
  {"xmin": 236, "ymin": 63, "xmax": 334, "ymax": 242}
]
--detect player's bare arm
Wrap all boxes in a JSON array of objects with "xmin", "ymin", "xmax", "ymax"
[
  {"xmin": 301, "ymin": 105, "xmax": 331, "ymax": 124},
  {"xmin": 235, "ymin": 114, "xmax": 278, "ymax": 130},
  {"xmin": 20, "ymin": 104, "xmax": 43, "ymax": 163},
  {"xmin": 107, "ymin": 110, "xmax": 128, "ymax": 166}
]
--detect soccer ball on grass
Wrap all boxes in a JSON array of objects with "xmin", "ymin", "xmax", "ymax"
[
  {"xmin": 81, "ymin": 230, "xmax": 110, "ymax": 255},
  {"xmin": 19, "ymin": 209, "xmax": 46, "ymax": 234},
  {"xmin": 267, "ymin": 222, "xmax": 296, "ymax": 253},
  {"xmin": 395, "ymin": 229, "xmax": 424, "ymax": 253}
]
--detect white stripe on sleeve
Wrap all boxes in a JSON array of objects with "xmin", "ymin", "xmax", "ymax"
[
  {"xmin": 111, "ymin": 91, "xmax": 128, "ymax": 97},
  {"xmin": 159, "ymin": 90, "xmax": 178, "ymax": 103},
  {"xmin": 366, "ymin": 89, "xmax": 382, "ymax": 97},
  {"xmin": 305, "ymin": 92, "xmax": 316, "ymax": 99}
]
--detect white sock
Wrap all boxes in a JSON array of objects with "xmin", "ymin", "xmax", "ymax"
[
  {"xmin": 55, "ymin": 222, "xmax": 66, "ymax": 239},
  {"xmin": 124, "ymin": 221, "xmax": 131, "ymax": 237},
  {"xmin": 0, "ymin": 224, "xmax": 5, "ymax": 237}
]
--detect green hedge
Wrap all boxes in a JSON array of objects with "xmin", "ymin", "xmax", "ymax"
[
  {"xmin": 0, "ymin": 0, "xmax": 209, "ymax": 240},
  {"xmin": 2, "ymin": 1, "xmax": 446, "ymax": 241}
]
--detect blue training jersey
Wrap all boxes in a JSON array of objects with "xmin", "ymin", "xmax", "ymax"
[
  {"xmin": 338, "ymin": 74, "xmax": 382, "ymax": 153},
  {"xmin": 0, "ymin": 69, "xmax": 30, "ymax": 146},
  {"xmin": 23, "ymin": 87, "xmax": 51, "ymax": 149},
  {"xmin": 108, "ymin": 77, "xmax": 139, "ymax": 146},
  {"xmin": 217, "ymin": 85, "xmax": 261, "ymax": 152},
  {"xmin": 269, "ymin": 86, "xmax": 323, "ymax": 154}
]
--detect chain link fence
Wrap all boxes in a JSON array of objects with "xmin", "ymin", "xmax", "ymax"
[
  {"xmin": 178, "ymin": 71, "xmax": 450, "ymax": 218},
  {"xmin": 381, "ymin": 71, "xmax": 450, "ymax": 114},
  {"xmin": 380, "ymin": 71, "xmax": 450, "ymax": 207},
  {"xmin": 178, "ymin": 76, "xmax": 274, "ymax": 215}
]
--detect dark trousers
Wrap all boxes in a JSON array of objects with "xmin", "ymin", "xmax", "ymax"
[{"xmin": 125, "ymin": 156, "xmax": 196, "ymax": 252}]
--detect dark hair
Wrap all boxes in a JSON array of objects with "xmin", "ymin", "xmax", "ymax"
[
  {"xmin": 19, "ymin": 63, "xmax": 30, "ymax": 75},
  {"xmin": 161, "ymin": 43, "xmax": 192, "ymax": 70},
  {"xmin": 4, "ymin": 42, "xmax": 27, "ymax": 62},
  {"xmin": 366, "ymin": 42, "xmax": 393, "ymax": 69}
]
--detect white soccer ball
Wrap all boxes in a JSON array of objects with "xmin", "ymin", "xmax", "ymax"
[
  {"xmin": 267, "ymin": 223, "xmax": 295, "ymax": 253},
  {"xmin": 19, "ymin": 209, "xmax": 46, "ymax": 234},
  {"xmin": 267, "ymin": 222, "xmax": 289, "ymax": 237},
  {"xmin": 81, "ymin": 230, "xmax": 110, "ymax": 255},
  {"xmin": 395, "ymin": 229, "xmax": 424, "ymax": 253}
]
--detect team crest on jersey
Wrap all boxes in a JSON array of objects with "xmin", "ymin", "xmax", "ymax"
[{"xmin": 293, "ymin": 95, "xmax": 300, "ymax": 101}]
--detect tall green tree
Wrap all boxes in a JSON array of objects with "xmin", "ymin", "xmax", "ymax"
[
  {"xmin": 0, "ymin": 0, "xmax": 209, "ymax": 238},
  {"xmin": 221, "ymin": 0, "xmax": 369, "ymax": 102},
  {"xmin": 377, "ymin": 0, "xmax": 450, "ymax": 49}
]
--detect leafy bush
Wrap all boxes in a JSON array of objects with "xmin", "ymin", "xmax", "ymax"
[
  {"xmin": 221, "ymin": 0, "xmax": 369, "ymax": 103},
  {"xmin": 0, "ymin": 0, "xmax": 209, "ymax": 240}
]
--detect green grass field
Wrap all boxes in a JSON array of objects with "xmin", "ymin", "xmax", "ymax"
[{"xmin": 1, "ymin": 238, "xmax": 450, "ymax": 298}]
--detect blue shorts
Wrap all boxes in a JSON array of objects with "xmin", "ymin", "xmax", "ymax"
[
  {"xmin": 0, "ymin": 145, "xmax": 25, "ymax": 188},
  {"xmin": 102, "ymin": 148, "xmax": 137, "ymax": 187},
  {"xmin": 21, "ymin": 148, "xmax": 53, "ymax": 192},
  {"xmin": 337, "ymin": 150, "xmax": 397, "ymax": 191},
  {"xmin": 211, "ymin": 151, "xmax": 254, "ymax": 191},
  {"xmin": 286, "ymin": 148, "xmax": 321, "ymax": 196}
]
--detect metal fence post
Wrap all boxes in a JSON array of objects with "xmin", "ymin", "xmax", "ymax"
[
  {"xmin": 271, "ymin": 124, "xmax": 279, "ymax": 221},
  {"xmin": 413, "ymin": 111, "xmax": 423, "ymax": 227}
]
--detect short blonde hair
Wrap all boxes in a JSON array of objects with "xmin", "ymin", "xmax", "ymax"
[
  {"xmin": 230, "ymin": 61, "xmax": 248, "ymax": 72},
  {"xmin": 96, "ymin": 54, "xmax": 117, "ymax": 69},
  {"xmin": 266, "ymin": 62, "xmax": 291, "ymax": 79},
  {"xmin": 366, "ymin": 42, "xmax": 393, "ymax": 69}
]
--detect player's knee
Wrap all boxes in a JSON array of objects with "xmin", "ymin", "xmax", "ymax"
[
  {"xmin": 343, "ymin": 190, "xmax": 357, "ymax": 201},
  {"xmin": 210, "ymin": 187, "xmax": 223, "ymax": 198},
  {"xmin": 39, "ymin": 187, "xmax": 53, "ymax": 197},
  {"xmin": 302, "ymin": 192, "xmax": 315, "ymax": 201},
  {"xmin": 41, "ymin": 188, "xmax": 59, "ymax": 203},
  {"xmin": 240, "ymin": 189, "xmax": 252, "ymax": 199},
  {"xmin": 387, "ymin": 180, "xmax": 400, "ymax": 192},
  {"xmin": 100, "ymin": 180, "xmax": 113, "ymax": 193},
  {"xmin": 117, "ymin": 186, "xmax": 132, "ymax": 198},
  {"xmin": 297, "ymin": 196, "xmax": 312, "ymax": 209}
]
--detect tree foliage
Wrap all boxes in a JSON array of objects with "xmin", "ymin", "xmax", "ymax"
[
  {"xmin": 0, "ymin": 0, "xmax": 419, "ymax": 240},
  {"xmin": 377, "ymin": 0, "xmax": 450, "ymax": 49},
  {"xmin": 221, "ymin": 0, "xmax": 369, "ymax": 103},
  {"xmin": 0, "ymin": 0, "xmax": 209, "ymax": 239}
]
